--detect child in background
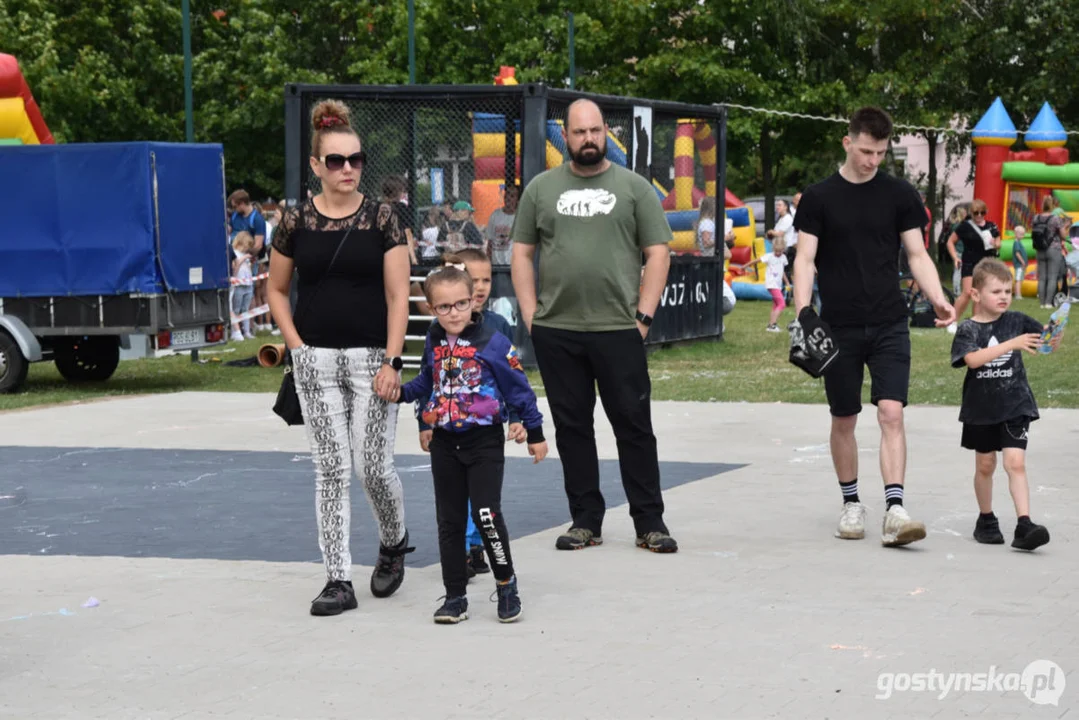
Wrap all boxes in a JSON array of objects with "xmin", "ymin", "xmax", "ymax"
[
  {"xmin": 741, "ymin": 237, "xmax": 789, "ymax": 332},
  {"xmin": 950, "ymin": 258, "xmax": 1056, "ymax": 551},
  {"xmin": 694, "ymin": 196, "xmax": 717, "ymax": 257},
  {"xmin": 230, "ymin": 231, "xmax": 256, "ymax": 341},
  {"xmin": 1012, "ymin": 225, "xmax": 1029, "ymax": 299},
  {"xmin": 418, "ymin": 251, "xmax": 525, "ymax": 579},
  {"xmin": 397, "ymin": 265, "xmax": 547, "ymax": 624},
  {"xmin": 419, "ymin": 207, "xmax": 443, "ymax": 264}
]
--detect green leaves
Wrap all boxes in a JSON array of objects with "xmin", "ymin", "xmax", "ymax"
[{"xmin": 2, "ymin": 0, "xmax": 1075, "ymax": 205}]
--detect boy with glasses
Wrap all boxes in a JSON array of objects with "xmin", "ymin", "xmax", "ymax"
[{"xmin": 395, "ymin": 264, "xmax": 547, "ymax": 624}]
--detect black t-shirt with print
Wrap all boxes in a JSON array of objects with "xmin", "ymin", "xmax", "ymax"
[
  {"xmin": 273, "ymin": 196, "xmax": 405, "ymax": 349},
  {"xmin": 950, "ymin": 311, "xmax": 1043, "ymax": 424},
  {"xmin": 793, "ymin": 171, "xmax": 928, "ymax": 328},
  {"xmin": 954, "ymin": 220, "xmax": 1000, "ymax": 267}
]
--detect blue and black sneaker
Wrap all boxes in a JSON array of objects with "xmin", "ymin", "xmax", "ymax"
[
  {"xmin": 492, "ymin": 576, "xmax": 522, "ymax": 623},
  {"xmin": 433, "ymin": 595, "xmax": 469, "ymax": 624}
]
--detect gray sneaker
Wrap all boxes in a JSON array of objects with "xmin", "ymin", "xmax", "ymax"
[
  {"xmin": 555, "ymin": 526, "xmax": 602, "ymax": 551},
  {"xmin": 835, "ymin": 501, "xmax": 867, "ymax": 540},
  {"xmin": 636, "ymin": 531, "xmax": 678, "ymax": 553},
  {"xmin": 881, "ymin": 505, "xmax": 927, "ymax": 547}
]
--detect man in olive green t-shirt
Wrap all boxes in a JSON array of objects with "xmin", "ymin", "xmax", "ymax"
[{"xmin": 511, "ymin": 99, "xmax": 677, "ymax": 554}]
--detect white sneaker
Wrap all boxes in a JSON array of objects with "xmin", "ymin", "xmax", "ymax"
[
  {"xmin": 946, "ymin": 322, "xmax": 957, "ymax": 335},
  {"xmin": 835, "ymin": 502, "xmax": 867, "ymax": 539},
  {"xmin": 230, "ymin": 331, "xmax": 244, "ymax": 343},
  {"xmin": 881, "ymin": 505, "xmax": 927, "ymax": 547},
  {"xmin": 766, "ymin": 324, "xmax": 781, "ymax": 333}
]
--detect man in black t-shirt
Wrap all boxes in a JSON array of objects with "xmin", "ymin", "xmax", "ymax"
[{"xmin": 793, "ymin": 107, "xmax": 956, "ymax": 547}]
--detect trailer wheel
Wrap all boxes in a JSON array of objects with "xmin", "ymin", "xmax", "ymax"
[
  {"xmin": 0, "ymin": 331, "xmax": 29, "ymax": 394},
  {"xmin": 54, "ymin": 336, "xmax": 120, "ymax": 383}
]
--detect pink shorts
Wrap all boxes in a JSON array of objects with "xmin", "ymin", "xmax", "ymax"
[{"xmin": 769, "ymin": 288, "xmax": 786, "ymax": 310}]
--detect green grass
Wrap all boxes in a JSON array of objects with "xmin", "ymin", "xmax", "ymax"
[
  {"xmin": 643, "ymin": 300, "xmax": 1079, "ymax": 409},
  {"xmin": 1, "ymin": 299, "xmax": 1076, "ymax": 412}
]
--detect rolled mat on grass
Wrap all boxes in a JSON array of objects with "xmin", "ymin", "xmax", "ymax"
[{"xmin": 257, "ymin": 343, "xmax": 287, "ymax": 368}]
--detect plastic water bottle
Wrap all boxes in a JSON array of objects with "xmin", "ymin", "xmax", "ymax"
[{"xmin": 1039, "ymin": 302, "xmax": 1070, "ymax": 354}]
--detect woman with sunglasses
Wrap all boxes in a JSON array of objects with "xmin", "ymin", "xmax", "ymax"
[
  {"xmin": 946, "ymin": 198, "xmax": 1001, "ymax": 332},
  {"xmin": 268, "ymin": 99, "xmax": 414, "ymax": 617}
]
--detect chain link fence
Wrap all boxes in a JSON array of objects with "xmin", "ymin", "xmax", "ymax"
[{"xmin": 284, "ymin": 84, "xmax": 728, "ymax": 365}]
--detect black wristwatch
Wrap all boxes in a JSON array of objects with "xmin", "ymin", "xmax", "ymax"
[
  {"xmin": 635, "ymin": 310, "xmax": 653, "ymax": 327},
  {"xmin": 383, "ymin": 356, "xmax": 403, "ymax": 371}
]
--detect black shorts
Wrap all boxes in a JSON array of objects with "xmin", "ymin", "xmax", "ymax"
[
  {"xmin": 823, "ymin": 320, "xmax": 910, "ymax": 417},
  {"xmin": 961, "ymin": 419, "xmax": 1030, "ymax": 453}
]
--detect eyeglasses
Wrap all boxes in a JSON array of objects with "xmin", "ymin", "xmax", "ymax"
[
  {"xmin": 432, "ymin": 298, "xmax": 472, "ymax": 316},
  {"xmin": 971, "ymin": 210, "xmax": 986, "ymax": 216},
  {"xmin": 319, "ymin": 151, "xmax": 366, "ymax": 172}
]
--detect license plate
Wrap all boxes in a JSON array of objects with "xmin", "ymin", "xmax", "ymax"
[{"xmin": 171, "ymin": 328, "xmax": 203, "ymax": 347}]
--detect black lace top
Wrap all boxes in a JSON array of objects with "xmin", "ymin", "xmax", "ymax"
[{"xmin": 273, "ymin": 196, "xmax": 405, "ymax": 349}]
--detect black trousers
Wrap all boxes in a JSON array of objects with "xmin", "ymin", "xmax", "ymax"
[
  {"xmin": 530, "ymin": 324, "xmax": 667, "ymax": 537},
  {"xmin": 430, "ymin": 426, "xmax": 514, "ymax": 597}
]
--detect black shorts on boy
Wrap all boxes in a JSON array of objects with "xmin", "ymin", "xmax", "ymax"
[{"xmin": 961, "ymin": 418, "xmax": 1030, "ymax": 453}]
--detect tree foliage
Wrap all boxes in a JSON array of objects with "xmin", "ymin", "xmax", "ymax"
[{"xmin": 1, "ymin": 0, "xmax": 1077, "ymax": 208}]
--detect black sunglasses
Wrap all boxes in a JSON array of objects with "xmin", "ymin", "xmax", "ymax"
[
  {"xmin": 971, "ymin": 210, "xmax": 986, "ymax": 216},
  {"xmin": 319, "ymin": 151, "xmax": 366, "ymax": 171}
]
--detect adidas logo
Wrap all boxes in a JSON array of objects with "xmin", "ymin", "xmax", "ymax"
[{"xmin": 984, "ymin": 336, "xmax": 1013, "ymax": 368}]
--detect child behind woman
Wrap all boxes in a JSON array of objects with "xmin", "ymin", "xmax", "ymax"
[
  {"xmin": 231, "ymin": 231, "xmax": 256, "ymax": 341},
  {"xmin": 397, "ymin": 264, "xmax": 548, "ymax": 624}
]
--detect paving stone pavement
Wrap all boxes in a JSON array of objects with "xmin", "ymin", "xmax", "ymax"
[{"xmin": 0, "ymin": 392, "xmax": 1075, "ymax": 719}]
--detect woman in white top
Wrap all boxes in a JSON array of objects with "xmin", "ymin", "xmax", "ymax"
[
  {"xmin": 419, "ymin": 207, "xmax": 443, "ymax": 264},
  {"xmin": 767, "ymin": 199, "xmax": 797, "ymax": 284}
]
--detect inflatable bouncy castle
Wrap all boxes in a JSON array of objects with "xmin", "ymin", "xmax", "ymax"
[
  {"xmin": 0, "ymin": 54, "xmax": 53, "ymax": 145},
  {"xmin": 972, "ymin": 98, "xmax": 1076, "ymax": 297}
]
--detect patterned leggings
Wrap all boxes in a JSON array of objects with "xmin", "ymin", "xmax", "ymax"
[{"xmin": 292, "ymin": 345, "xmax": 405, "ymax": 582}]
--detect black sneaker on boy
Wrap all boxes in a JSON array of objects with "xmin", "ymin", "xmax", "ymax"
[
  {"xmin": 973, "ymin": 513, "xmax": 1005, "ymax": 545},
  {"xmin": 433, "ymin": 595, "xmax": 469, "ymax": 624},
  {"xmin": 492, "ymin": 576, "xmax": 522, "ymax": 623},
  {"xmin": 1012, "ymin": 518, "xmax": 1050, "ymax": 551},
  {"xmin": 469, "ymin": 544, "xmax": 490, "ymax": 574}
]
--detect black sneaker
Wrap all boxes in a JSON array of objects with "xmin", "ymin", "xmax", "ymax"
[
  {"xmin": 1012, "ymin": 521, "xmax": 1050, "ymax": 551},
  {"xmin": 973, "ymin": 514, "xmax": 1005, "ymax": 544},
  {"xmin": 491, "ymin": 576, "xmax": 522, "ymax": 623},
  {"xmin": 469, "ymin": 544, "xmax": 490, "ymax": 574},
  {"xmin": 636, "ymin": 531, "xmax": 679, "ymax": 553},
  {"xmin": 433, "ymin": 595, "xmax": 469, "ymax": 624},
  {"xmin": 466, "ymin": 553, "xmax": 477, "ymax": 580},
  {"xmin": 310, "ymin": 580, "xmax": 357, "ymax": 616},
  {"xmin": 555, "ymin": 527, "xmax": 602, "ymax": 550},
  {"xmin": 370, "ymin": 530, "xmax": 416, "ymax": 598}
]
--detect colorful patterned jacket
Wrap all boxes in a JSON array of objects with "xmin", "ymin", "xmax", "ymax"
[{"xmin": 399, "ymin": 314, "xmax": 544, "ymax": 442}]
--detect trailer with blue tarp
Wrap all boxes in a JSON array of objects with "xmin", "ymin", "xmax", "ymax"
[{"xmin": 0, "ymin": 142, "xmax": 231, "ymax": 392}]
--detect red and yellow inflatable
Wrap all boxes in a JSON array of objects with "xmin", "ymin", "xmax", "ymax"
[{"xmin": 0, "ymin": 53, "xmax": 53, "ymax": 145}]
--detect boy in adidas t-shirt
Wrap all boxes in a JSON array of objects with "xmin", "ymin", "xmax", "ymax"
[{"xmin": 950, "ymin": 258, "xmax": 1057, "ymax": 551}]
